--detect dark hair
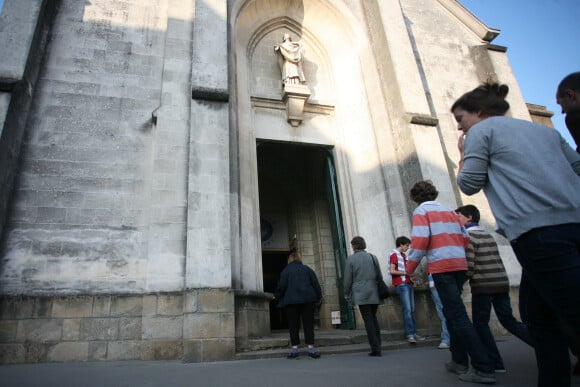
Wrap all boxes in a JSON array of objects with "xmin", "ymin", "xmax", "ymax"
[
  {"xmin": 451, "ymin": 82, "xmax": 510, "ymax": 117},
  {"xmin": 395, "ymin": 236, "xmax": 411, "ymax": 247},
  {"xmin": 409, "ymin": 180, "xmax": 438, "ymax": 204},
  {"xmin": 455, "ymin": 204, "xmax": 480, "ymax": 223},
  {"xmin": 350, "ymin": 236, "xmax": 366, "ymax": 250},
  {"xmin": 557, "ymin": 72, "xmax": 580, "ymax": 96},
  {"xmin": 288, "ymin": 251, "xmax": 303, "ymax": 263}
]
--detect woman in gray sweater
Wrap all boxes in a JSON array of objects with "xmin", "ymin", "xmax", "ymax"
[{"xmin": 453, "ymin": 82, "xmax": 580, "ymax": 387}]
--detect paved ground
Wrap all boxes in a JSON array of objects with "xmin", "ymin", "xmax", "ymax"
[{"xmin": 1, "ymin": 337, "xmax": 579, "ymax": 387}]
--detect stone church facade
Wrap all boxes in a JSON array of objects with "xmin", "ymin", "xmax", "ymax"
[{"xmin": 0, "ymin": 0, "xmax": 544, "ymax": 363}]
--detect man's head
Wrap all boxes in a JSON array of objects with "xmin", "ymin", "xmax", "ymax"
[
  {"xmin": 409, "ymin": 180, "xmax": 438, "ymax": 204},
  {"xmin": 455, "ymin": 204, "xmax": 480, "ymax": 226},
  {"xmin": 556, "ymin": 72, "xmax": 580, "ymax": 114},
  {"xmin": 350, "ymin": 236, "xmax": 366, "ymax": 251}
]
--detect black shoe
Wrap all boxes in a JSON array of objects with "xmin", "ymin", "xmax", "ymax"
[
  {"xmin": 368, "ymin": 351, "xmax": 382, "ymax": 357},
  {"xmin": 287, "ymin": 352, "xmax": 299, "ymax": 359},
  {"xmin": 308, "ymin": 351, "xmax": 321, "ymax": 359}
]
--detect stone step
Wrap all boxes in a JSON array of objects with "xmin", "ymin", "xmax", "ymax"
[{"xmin": 236, "ymin": 329, "xmax": 440, "ymax": 360}]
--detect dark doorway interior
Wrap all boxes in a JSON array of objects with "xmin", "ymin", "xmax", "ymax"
[{"xmin": 262, "ymin": 252, "xmax": 289, "ymax": 329}]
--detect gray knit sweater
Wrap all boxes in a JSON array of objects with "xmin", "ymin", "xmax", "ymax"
[{"xmin": 457, "ymin": 116, "xmax": 580, "ymax": 241}]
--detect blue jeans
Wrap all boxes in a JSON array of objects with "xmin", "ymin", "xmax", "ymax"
[
  {"xmin": 511, "ymin": 223, "xmax": 580, "ymax": 387},
  {"xmin": 430, "ymin": 286, "xmax": 450, "ymax": 345},
  {"xmin": 472, "ymin": 293, "xmax": 534, "ymax": 369},
  {"xmin": 433, "ymin": 271, "xmax": 493, "ymax": 373},
  {"xmin": 395, "ymin": 283, "xmax": 416, "ymax": 337}
]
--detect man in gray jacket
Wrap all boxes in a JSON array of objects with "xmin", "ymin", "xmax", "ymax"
[{"xmin": 344, "ymin": 236, "xmax": 383, "ymax": 357}]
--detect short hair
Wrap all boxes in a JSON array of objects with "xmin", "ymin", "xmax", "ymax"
[
  {"xmin": 395, "ymin": 236, "xmax": 411, "ymax": 247},
  {"xmin": 288, "ymin": 251, "xmax": 303, "ymax": 263},
  {"xmin": 557, "ymin": 72, "xmax": 580, "ymax": 96},
  {"xmin": 409, "ymin": 180, "xmax": 439, "ymax": 204},
  {"xmin": 350, "ymin": 236, "xmax": 366, "ymax": 250},
  {"xmin": 451, "ymin": 82, "xmax": 510, "ymax": 117},
  {"xmin": 456, "ymin": 204, "xmax": 481, "ymax": 223}
]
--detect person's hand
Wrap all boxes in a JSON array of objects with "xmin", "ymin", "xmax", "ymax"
[{"xmin": 457, "ymin": 134, "xmax": 466, "ymax": 172}]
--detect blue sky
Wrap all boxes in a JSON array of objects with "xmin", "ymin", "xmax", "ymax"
[
  {"xmin": 1, "ymin": 0, "xmax": 578, "ymax": 146},
  {"xmin": 459, "ymin": 0, "xmax": 580, "ymax": 147}
]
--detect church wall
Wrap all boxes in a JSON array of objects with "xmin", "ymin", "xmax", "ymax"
[
  {"xmin": 1, "ymin": 0, "xmax": 190, "ymax": 295},
  {"xmin": 0, "ymin": 0, "xmax": 536, "ymax": 364}
]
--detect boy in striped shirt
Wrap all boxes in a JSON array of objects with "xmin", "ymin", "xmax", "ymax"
[
  {"xmin": 406, "ymin": 181, "xmax": 495, "ymax": 384},
  {"xmin": 456, "ymin": 204, "xmax": 533, "ymax": 373}
]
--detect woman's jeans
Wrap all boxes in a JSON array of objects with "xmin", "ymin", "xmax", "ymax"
[
  {"xmin": 510, "ymin": 223, "xmax": 580, "ymax": 387},
  {"xmin": 395, "ymin": 283, "xmax": 416, "ymax": 337},
  {"xmin": 433, "ymin": 271, "xmax": 493, "ymax": 374},
  {"xmin": 472, "ymin": 292, "xmax": 533, "ymax": 369}
]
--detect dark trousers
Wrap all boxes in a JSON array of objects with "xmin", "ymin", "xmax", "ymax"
[
  {"xmin": 433, "ymin": 271, "xmax": 493, "ymax": 374},
  {"xmin": 359, "ymin": 304, "xmax": 381, "ymax": 352},
  {"xmin": 472, "ymin": 292, "xmax": 534, "ymax": 369},
  {"xmin": 285, "ymin": 302, "xmax": 315, "ymax": 346},
  {"xmin": 511, "ymin": 223, "xmax": 580, "ymax": 387}
]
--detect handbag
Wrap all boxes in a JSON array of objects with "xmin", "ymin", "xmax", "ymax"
[{"xmin": 371, "ymin": 254, "xmax": 390, "ymax": 299}]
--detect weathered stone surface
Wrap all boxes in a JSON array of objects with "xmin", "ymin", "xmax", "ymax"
[
  {"xmin": 92, "ymin": 296, "xmax": 111, "ymax": 317},
  {"xmin": 0, "ymin": 344, "xmax": 26, "ymax": 364},
  {"xmin": 110, "ymin": 296, "xmax": 143, "ymax": 317},
  {"xmin": 119, "ymin": 317, "xmax": 142, "ymax": 340},
  {"xmin": 88, "ymin": 341, "xmax": 108, "ymax": 361},
  {"xmin": 25, "ymin": 342, "xmax": 47, "ymax": 363},
  {"xmin": 0, "ymin": 320, "xmax": 17, "ymax": 342},
  {"xmin": 107, "ymin": 341, "xmax": 154, "ymax": 361},
  {"xmin": 157, "ymin": 294, "xmax": 183, "ymax": 316},
  {"xmin": 47, "ymin": 342, "xmax": 89, "ymax": 362},
  {"xmin": 52, "ymin": 297, "xmax": 92, "ymax": 318},
  {"xmin": 0, "ymin": 298, "xmax": 35, "ymax": 319},
  {"xmin": 62, "ymin": 318, "xmax": 81, "ymax": 341},
  {"xmin": 80, "ymin": 318, "xmax": 119, "ymax": 341},
  {"xmin": 153, "ymin": 340, "xmax": 183, "ymax": 360},
  {"xmin": 16, "ymin": 319, "xmax": 62, "ymax": 342},
  {"xmin": 142, "ymin": 316, "xmax": 183, "ymax": 339}
]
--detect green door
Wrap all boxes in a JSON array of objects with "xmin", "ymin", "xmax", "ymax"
[{"xmin": 324, "ymin": 151, "xmax": 356, "ymax": 329}]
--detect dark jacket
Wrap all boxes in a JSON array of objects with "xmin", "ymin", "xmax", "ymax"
[
  {"xmin": 274, "ymin": 261, "xmax": 322, "ymax": 308},
  {"xmin": 565, "ymin": 110, "xmax": 580, "ymax": 153}
]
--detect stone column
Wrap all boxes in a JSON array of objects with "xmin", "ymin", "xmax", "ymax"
[{"xmin": 184, "ymin": 0, "xmax": 234, "ymax": 362}]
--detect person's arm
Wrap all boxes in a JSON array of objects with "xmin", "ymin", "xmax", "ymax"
[
  {"xmin": 456, "ymin": 128, "xmax": 490, "ymax": 195},
  {"xmin": 406, "ymin": 212, "xmax": 430, "ymax": 274},
  {"xmin": 309, "ymin": 268, "xmax": 322, "ymax": 300},
  {"xmin": 343, "ymin": 259, "xmax": 353, "ymax": 300},
  {"xmin": 457, "ymin": 133, "xmax": 465, "ymax": 174},
  {"xmin": 465, "ymin": 241, "xmax": 476, "ymax": 279},
  {"xmin": 559, "ymin": 134, "xmax": 580, "ymax": 175}
]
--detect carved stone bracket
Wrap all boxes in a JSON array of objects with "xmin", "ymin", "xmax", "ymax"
[{"xmin": 282, "ymin": 84, "xmax": 311, "ymax": 127}]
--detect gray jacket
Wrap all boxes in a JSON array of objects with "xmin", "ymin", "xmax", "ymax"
[{"xmin": 344, "ymin": 250, "xmax": 383, "ymax": 305}]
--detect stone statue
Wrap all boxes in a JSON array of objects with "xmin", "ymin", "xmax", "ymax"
[{"xmin": 274, "ymin": 34, "xmax": 306, "ymax": 85}]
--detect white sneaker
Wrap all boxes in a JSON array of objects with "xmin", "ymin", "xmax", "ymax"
[
  {"xmin": 407, "ymin": 336, "xmax": 417, "ymax": 344},
  {"xmin": 414, "ymin": 334, "xmax": 426, "ymax": 341},
  {"xmin": 438, "ymin": 342, "xmax": 450, "ymax": 349}
]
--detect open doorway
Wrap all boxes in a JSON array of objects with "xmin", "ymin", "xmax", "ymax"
[{"xmin": 257, "ymin": 142, "xmax": 352, "ymax": 330}]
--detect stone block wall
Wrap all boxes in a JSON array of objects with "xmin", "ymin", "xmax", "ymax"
[{"xmin": 0, "ymin": 289, "xmax": 235, "ymax": 364}]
